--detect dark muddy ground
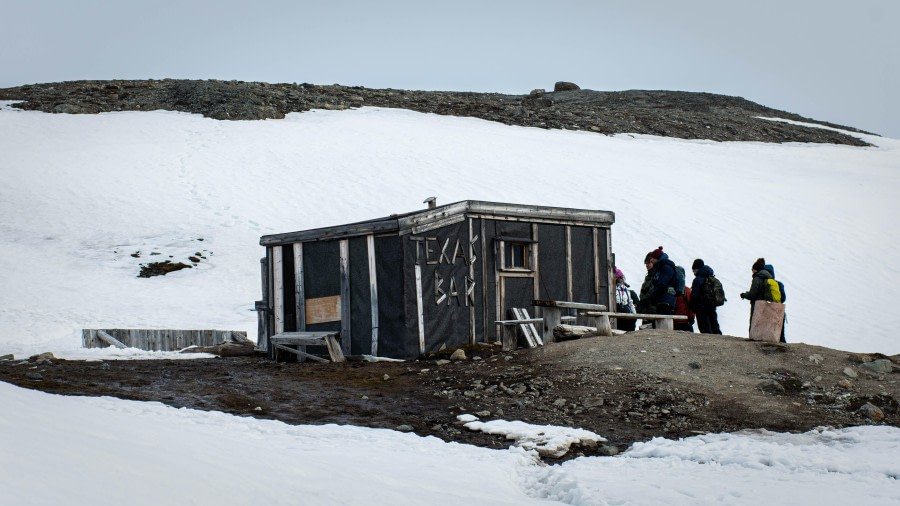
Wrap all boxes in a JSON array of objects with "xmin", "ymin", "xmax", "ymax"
[{"xmin": 1, "ymin": 330, "xmax": 897, "ymax": 461}]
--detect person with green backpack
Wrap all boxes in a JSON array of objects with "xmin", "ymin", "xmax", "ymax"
[
  {"xmin": 740, "ymin": 257, "xmax": 786, "ymax": 341},
  {"xmin": 689, "ymin": 259, "xmax": 723, "ymax": 334}
]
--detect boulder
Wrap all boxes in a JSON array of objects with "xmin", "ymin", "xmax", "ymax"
[
  {"xmin": 450, "ymin": 349, "xmax": 467, "ymax": 361},
  {"xmin": 554, "ymin": 81, "xmax": 580, "ymax": 92},
  {"xmin": 860, "ymin": 359, "xmax": 894, "ymax": 374},
  {"xmin": 857, "ymin": 402, "xmax": 884, "ymax": 421}
]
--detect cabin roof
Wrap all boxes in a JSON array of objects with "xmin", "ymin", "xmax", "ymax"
[{"xmin": 259, "ymin": 200, "xmax": 615, "ymax": 246}]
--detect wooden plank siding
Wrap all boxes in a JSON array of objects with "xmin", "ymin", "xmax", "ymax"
[{"xmin": 81, "ymin": 329, "xmax": 248, "ymax": 352}]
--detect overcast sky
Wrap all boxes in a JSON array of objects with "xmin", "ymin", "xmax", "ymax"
[{"xmin": 2, "ymin": 0, "xmax": 898, "ymax": 137}]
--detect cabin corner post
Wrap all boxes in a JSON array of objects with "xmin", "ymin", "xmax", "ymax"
[
  {"xmin": 367, "ymin": 234, "xmax": 379, "ymax": 356},
  {"xmin": 339, "ymin": 239, "xmax": 351, "ymax": 355},
  {"xmin": 258, "ymin": 257, "xmax": 269, "ymax": 352}
]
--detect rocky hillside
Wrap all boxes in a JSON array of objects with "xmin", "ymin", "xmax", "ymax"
[{"xmin": 0, "ymin": 79, "xmax": 873, "ymax": 146}]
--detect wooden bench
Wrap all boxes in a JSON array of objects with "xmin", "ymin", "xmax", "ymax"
[
  {"xmin": 532, "ymin": 300, "xmax": 608, "ymax": 343},
  {"xmin": 270, "ymin": 331, "xmax": 346, "ymax": 363},
  {"xmin": 495, "ymin": 308, "xmax": 543, "ymax": 351},
  {"xmin": 581, "ymin": 311, "xmax": 688, "ymax": 335}
]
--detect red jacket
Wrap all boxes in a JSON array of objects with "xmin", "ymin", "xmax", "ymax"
[{"xmin": 674, "ymin": 287, "xmax": 696, "ymax": 321}]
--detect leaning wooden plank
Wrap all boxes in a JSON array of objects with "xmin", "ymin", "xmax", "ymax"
[
  {"xmin": 511, "ymin": 308, "xmax": 537, "ymax": 348},
  {"xmin": 520, "ymin": 308, "xmax": 544, "ymax": 346},
  {"xmin": 96, "ymin": 330, "xmax": 127, "ymax": 349},
  {"xmin": 324, "ymin": 335, "xmax": 347, "ymax": 363},
  {"xmin": 273, "ymin": 343, "xmax": 328, "ymax": 363},
  {"xmin": 581, "ymin": 311, "xmax": 688, "ymax": 320}
]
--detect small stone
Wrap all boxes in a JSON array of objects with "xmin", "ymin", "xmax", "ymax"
[
  {"xmin": 598, "ymin": 445, "xmax": 619, "ymax": 456},
  {"xmin": 29, "ymin": 352, "xmax": 55, "ymax": 362},
  {"xmin": 419, "ymin": 368, "xmax": 430, "ymax": 374},
  {"xmin": 814, "ymin": 376, "xmax": 823, "ymax": 382},
  {"xmin": 25, "ymin": 372, "xmax": 43, "ymax": 380},
  {"xmin": 843, "ymin": 367, "xmax": 858, "ymax": 378},
  {"xmin": 530, "ymin": 88, "xmax": 545, "ymax": 96},
  {"xmin": 857, "ymin": 402, "xmax": 884, "ymax": 421},
  {"xmin": 100, "ymin": 362, "xmax": 110, "ymax": 370},
  {"xmin": 504, "ymin": 355, "xmax": 513, "ymax": 361},
  {"xmin": 475, "ymin": 410, "xmax": 491, "ymax": 418},
  {"xmin": 463, "ymin": 390, "xmax": 477, "ymax": 397},
  {"xmin": 254, "ymin": 406, "xmax": 262, "ymax": 411},
  {"xmin": 472, "ymin": 356, "xmax": 483, "ymax": 361},
  {"xmin": 450, "ymin": 349, "xmax": 466, "ymax": 361},
  {"xmin": 757, "ymin": 379, "xmax": 785, "ymax": 394},
  {"xmin": 689, "ymin": 362, "xmax": 701, "ymax": 369},
  {"xmin": 436, "ymin": 359, "xmax": 451, "ymax": 366},
  {"xmin": 553, "ymin": 398, "xmax": 567, "ymax": 407},
  {"xmin": 361, "ymin": 395, "xmax": 369, "ymax": 400},
  {"xmin": 837, "ymin": 379, "xmax": 852, "ymax": 389},
  {"xmin": 431, "ymin": 424, "xmax": 443, "ymax": 431},
  {"xmin": 808, "ymin": 354, "xmax": 824, "ymax": 364},
  {"xmin": 394, "ymin": 425, "xmax": 414, "ymax": 432},
  {"xmin": 860, "ymin": 359, "xmax": 894, "ymax": 374},
  {"xmin": 382, "ymin": 374, "xmax": 390, "ymax": 381}
]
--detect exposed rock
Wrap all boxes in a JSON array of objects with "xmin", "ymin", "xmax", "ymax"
[
  {"xmin": 554, "ymin": 81, "xmax": 581, "ymax": 92},
  {"xmin": 394, "ymin": 424, "xmax": 414, "ymax": 432},
  {"xmin": 450, "ymin": 349, "xmax": 467, "ymax": 361},
  {"xmin": 138, "ymin": 260, "xmax": 191, "ymax": 278},
  {"xmin": 436, "ymin": 359, "xmax": 451, "ymax": 366},
  {"xmin": 808, "ymin": 354, "xmax": 824, "ymax": 364},
  {"xmin": 598, "ymin": 445, "xmax": 620, "ymax": 456},
  {"xmin": 0, "ymin": 80, "xmax": 873, "ymax": 146},
  {"xmin": 857, "ymin": 402, "xmax": 884, "ymax": 421},
  {"xmin": 843, "ymin": 367, "xmax": 858, "ymax": 378},
  {"xmin": 860, "ymin": 359, "xmax": 894, "ymax": 374},
  {"xmin": 837, "ymin": 379, "xmax": 853, "ymax": 389},
  {"xmin": 25, "ymin": 372, "xmax": 43, "ymax": 380},
  {"xmin": 0, "ymin": 354, "xmax": 14, "ymax": 361},
  {"xmin": 757, "ymin": 379, "xmax": 785, "ymax": 394}
]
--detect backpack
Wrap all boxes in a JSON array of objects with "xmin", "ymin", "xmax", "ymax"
[
  {"xmin": 764, "ymin": 278, "xmax": 782, "ymax": 303},
  {"xmin": 702, "ymin": 275, "xmax": 726, "ymax": 307},
  {"xmin": 672, "ymin": 265, "xmax": 686, "ymax": 296}
]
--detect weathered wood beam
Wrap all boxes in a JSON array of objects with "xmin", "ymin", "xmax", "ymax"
[{"xmin": 96, "ymin": 330, "xmax": 127, "ymax": 349}]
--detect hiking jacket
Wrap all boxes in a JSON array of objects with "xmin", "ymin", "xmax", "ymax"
[
  {"xmin": 638, "ymin": 271, "xmax": 655, "ymax": 313},
  {"xmin": 648, "ymin": 253, "xmax": 677, "ymax": 308},
  {"xmin": 741, "ymin": 268, "xmax": 773, "ymax": 302},
  {"xmin": 689, "ymin": 264, "xmax": 715, "ymax": 312},
  {"xmin": 674, "ymin": 287, "xmax": 695, "ymax": 321},
  {"xmin": 615, "ymin": 282, "xmax": 635, "ymax": 313}
]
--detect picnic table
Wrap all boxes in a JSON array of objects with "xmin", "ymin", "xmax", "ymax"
[{"xmin": 532, "ymin": 300, "xmax": 607, "ymax": 343}]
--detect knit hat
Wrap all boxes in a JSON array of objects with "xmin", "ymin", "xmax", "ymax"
[
  {"xmin": 752, "ymin": 257, "xmax": 766, "ymax": 272},
  {"xmin": 615, "ymin": 268, "xmax": 624, "ymax": 280},
  {"xmin": 692, "ymin": 258, "xmax": 704, "ymax": 270},
  {"xmin": 644, "ymin": 246, "xmax": 664, "ymax": 263}
]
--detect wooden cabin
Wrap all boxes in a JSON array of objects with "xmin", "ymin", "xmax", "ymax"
[{"xmin": 257, "ymin": 200, "xmax": 615, "ymax": 359}]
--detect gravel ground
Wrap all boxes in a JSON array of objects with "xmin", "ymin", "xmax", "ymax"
[{"xmin": 2, "ymin": 330, "xmax": 896, "ymax": 461}]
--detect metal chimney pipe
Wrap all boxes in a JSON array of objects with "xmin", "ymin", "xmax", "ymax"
[{"xmin": 423, "ymin": 196, "xmax": 436, "ymax": 209}]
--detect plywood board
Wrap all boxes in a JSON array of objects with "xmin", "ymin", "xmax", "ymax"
[{"xmin": 305, "ymin": 295, "xmax": 342, "ymax": 325}]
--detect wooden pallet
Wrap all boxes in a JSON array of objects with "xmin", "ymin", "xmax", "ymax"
[{"xmin": 270, "ymin": 332, "xmax": 346, "ymax": 363}]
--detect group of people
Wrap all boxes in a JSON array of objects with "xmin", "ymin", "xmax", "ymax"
[{"xmin": 613, "ymin": 247, "xmax": 787, "ymax": 341}]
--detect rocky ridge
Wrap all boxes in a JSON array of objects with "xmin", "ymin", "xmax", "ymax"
[{"xmin": 0, "ymin": 79, "xmax": 873, "ymax": 146}]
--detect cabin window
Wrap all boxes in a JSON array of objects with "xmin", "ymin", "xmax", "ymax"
[{"xmin": 503, "ymin": 242, "xmax": 530, "ymax": 270}]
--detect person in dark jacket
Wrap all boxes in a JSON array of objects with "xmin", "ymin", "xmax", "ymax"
[
  {"xmin": 740, "ymin": 257, "xmax": 775, "ymax": 333},
  {"xmin": 645, "ymin": 246, "xmax": 676, "ymax": 315},
  {"xmin": 689, "ymin": 259, "xmax": 722, "ymax": 334}
]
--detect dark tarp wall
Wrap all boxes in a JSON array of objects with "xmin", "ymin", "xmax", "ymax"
[
  {"xmin": 596, "ymin": 228, "xmax": 612, "ymax": 308},
  {"xmin": 281, "ymin": 245, "xmax": 297, "ymax": 332},
  {"xmin": 348, "ymin": 237, "xmax": 372, "ymax": 356},
  {"xmin": 403, "ymin": 220, "xmax": 480, "ymax": 355},
  {"xmin": 374, "ymin": 235, "xmax": 406, "ymax": 358},
  {"xmin": 571, "ymin": 226, "xmax": 597, "ymax": 304},
  {"xmin": 303, "ymin": 239, "xmax": 341, "ymax": 333},
  {"xmin": 537, "ymin": 224, "xmax": 567, "ymax": 303}
]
